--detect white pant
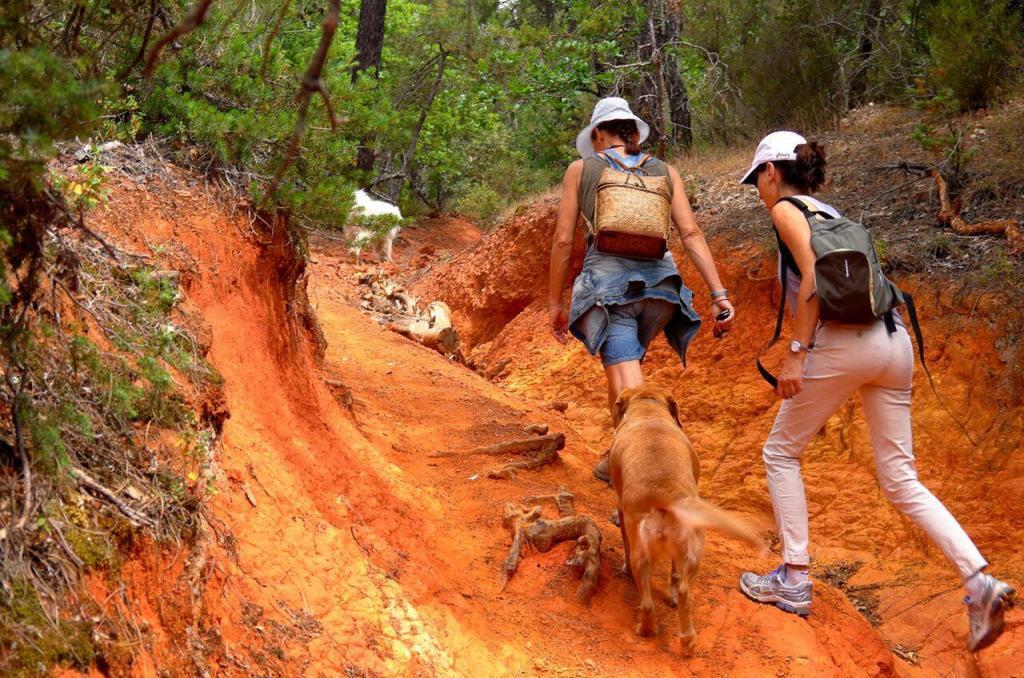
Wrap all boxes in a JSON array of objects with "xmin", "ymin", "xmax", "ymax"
[{"xmin": 763, "ymin": 321, "xmax": 987, "ymax": 580}]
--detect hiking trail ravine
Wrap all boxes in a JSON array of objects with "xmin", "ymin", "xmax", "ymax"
[{"xmin": 82, "ymin": 158, "xmax": 1021, "ymax": 677}]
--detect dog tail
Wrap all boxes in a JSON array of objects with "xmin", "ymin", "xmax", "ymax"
[{"xmin": 667, "ymin": 498, "xmax": 764, "ymax": 552}]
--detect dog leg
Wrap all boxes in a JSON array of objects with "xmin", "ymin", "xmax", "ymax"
[
  {"xmin": 667, "ymin": 562, "xmax": 681, "ymax": 608},
  {"xmin": 617, "ymin": 507, "xmax": 632, "ymax": 580},
  {"xmin": 673, "ymin": 537, "xmax": 703, "ymax": 654},
  {"xmin": 632, "ymin": 554, "xmax": 656, "ymax": 636}
]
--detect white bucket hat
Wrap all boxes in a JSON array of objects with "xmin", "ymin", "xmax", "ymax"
[
  {"xmin": 739, "ymin": 130, "xmax": 808, "ymax": 185},
  {"xmin": 575, "ymin": 97, "xmax": 650, "ymax": 158}
]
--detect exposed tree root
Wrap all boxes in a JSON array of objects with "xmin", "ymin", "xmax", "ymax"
[
  {"xmin": 484, "ymin": 357, "xmax": 512, "ymax": 380},
  {"xmin": 932, "ymin": 169, "xmax": 1024, "ymax": 253},
  {"xmin": 432, "ymin": 432, "xmax": 564, "ymax": 479},
  {"xmin": 467, "ymin": 433, "xmax": 565, "ymax": 457},
  {"xmin": 500, "ymin": 502, "xmax": 601, "ymax": 604},
  {"xmin": 523, "ymin": 485, "xmax": 575, "ymax": 517}
]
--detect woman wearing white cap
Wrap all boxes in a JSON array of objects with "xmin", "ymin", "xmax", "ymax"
[
  {"xmin": 736, "ymin": 131, "xmax": 1015, "ymax": 652},
  {"xmin": 548, "ymin": 97, "xmax": 735, "ymax": 482}
]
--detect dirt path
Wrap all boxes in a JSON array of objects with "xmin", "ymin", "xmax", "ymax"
[{"xmin": 300, "ymin": 223, "xmax": 895, "ymax": 676}]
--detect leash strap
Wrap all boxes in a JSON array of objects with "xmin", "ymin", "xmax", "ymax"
[
  {"xmin": 902, "ymin": 291, "xmax": 978, "ymax": 446},
  {"xmin": 756, "ymin": 255, "xmax": 788, "ymax": 389}
]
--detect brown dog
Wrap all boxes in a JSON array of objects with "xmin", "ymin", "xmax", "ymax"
[{"xmin": 609, "ymin": 385, "xmax": 763, "ymax": 651}]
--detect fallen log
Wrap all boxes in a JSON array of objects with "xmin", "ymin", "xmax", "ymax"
[
  {"xmin": 424, "ymin": 300, "xmax": 452, "ymax": 329},
  {"xmin": 500, "ymin": 502, "xmax": 601, "ymax": 604},
  {"xmin": 390, "ymin": 291, "xmax": 419, "ymax": 315},
  {"xmin": 356, "ymin": 271, "xmax": 462, "ymax": 356},
  {"xmin": 932, "ymin": 169, "xmax": 1024, "ymax": 253},
  {"xmin": 389, "ymin": 316, "xmax": 458, "ymax": 354}
]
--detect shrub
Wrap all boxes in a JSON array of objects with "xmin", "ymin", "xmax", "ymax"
[
  {"xmin": 926, "ymin": 0, "xmax": 1022, "ymax": 111},
  {"xmin": 454, "ymin": 182, "xmax": 505, "ymax": 225}
]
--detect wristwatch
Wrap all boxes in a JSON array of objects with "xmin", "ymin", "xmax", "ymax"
[{"xmin": 789, "ymin": 340, "xmax": 809, "ymax": 354}]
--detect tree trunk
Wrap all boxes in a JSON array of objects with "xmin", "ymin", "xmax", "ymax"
[
  {"xmin": 352, "ymin": 0, "xmax": 388, "ymax": 172},
  {"xmin": 657, "ymin": 2, "xmax": 692, "ymax": 149},
  {"xmin": 635, "ymin": 0, "xmax": 692, "ymax": 153},
  {"xmin": 386, "ymin": 46, "xmax": 447, "ymax": 201},
  {"xmin": 647, "ymin": 9, "xmax": 670, "ymax": 157},
  {"xmin": 848, "ymin": 0, "xmax": 882, "ymax": 108},
  {"xmin": 352, "ymin": 0, "xmax": 387, "ymax": 81}
]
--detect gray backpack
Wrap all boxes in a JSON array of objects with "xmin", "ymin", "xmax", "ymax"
[
  {"xmin": 780, "ymin": 196, "xmax": 903, "ymax": 322},
  {"xmin": 758, "ymin": 196, "xmax": 924, "ymax": 386}
]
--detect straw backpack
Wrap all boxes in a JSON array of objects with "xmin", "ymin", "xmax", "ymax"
[{"xmin": 591, "ymin": 152, "xmax": 673, "ymax": 259}]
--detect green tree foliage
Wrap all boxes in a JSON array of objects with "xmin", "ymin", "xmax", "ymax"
[{"xmin": 5, "ymin": 0, "xmax": 1020, "ymax": 230}]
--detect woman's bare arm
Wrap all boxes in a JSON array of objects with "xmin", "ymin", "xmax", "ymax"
[
  {"xmin": 548, "ymin": 160, "xmax": 583, "ymax": 342},
  {"xmin": 667, "ymin": 165, "xmax": 734, "ymax": 327},
  {"xmin": 771, "ymin": 199, "xmax": 819, "ymax": 398}
]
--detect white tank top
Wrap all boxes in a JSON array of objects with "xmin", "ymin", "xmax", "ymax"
[{"xmin": 779, "ymin": 195, "xmax": 840, "ymax": 315}]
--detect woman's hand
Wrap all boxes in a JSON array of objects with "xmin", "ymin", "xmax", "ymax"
[
  {"xmin": 776, "ymin": 352, "xmax": 806, "ymax": 399},
  {"xmin": 711, "ymin": 298, "xmax": 735, "ymax": 338},
  {"xmin": 550, "ymin": 303, "xmax": 569, "ymax": 344}
]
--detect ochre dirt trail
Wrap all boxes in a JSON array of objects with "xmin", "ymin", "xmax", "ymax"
[{"xmin": 81, "ymin": 162, "xmax": 1020, "ymax": 676}]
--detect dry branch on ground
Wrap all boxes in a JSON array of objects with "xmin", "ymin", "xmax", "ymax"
[
  {"xmin": 432, "ymin": 432, "xmax": 565, "ymax": 480},
  {"xmin": 932, "ymin": 169, "xmax": 1024, "ymax": 253},
  {"xmin": 356, "ymin": 270, "xmax": 460, "ymax": 357}
]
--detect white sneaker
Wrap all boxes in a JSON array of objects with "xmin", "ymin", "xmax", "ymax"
[
  {"xmin": 739, "ymin": 565, "xmax": 812, "ymax": 617},
  {"xmin": 965, "ymin": 573, "xmax": 1016, "ymax": 652}
]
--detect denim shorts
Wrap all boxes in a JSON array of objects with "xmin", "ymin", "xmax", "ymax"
[{"xmin": 598, "ymin": 297, "xmax": 677, "ymax": 367}]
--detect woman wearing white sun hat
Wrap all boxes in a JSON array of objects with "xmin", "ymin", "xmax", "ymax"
[
  {"xmin": 548, "ymin": 97, "xmax": 735, "ymax": 482},
  {"xmin": 735, "ymin": 130, "xmax": 1016, "ymax": 653}
]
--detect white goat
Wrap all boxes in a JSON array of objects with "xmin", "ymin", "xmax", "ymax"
[{"xmin": 344, "ymin": 189, "xmax": 403, "ymax": 263}]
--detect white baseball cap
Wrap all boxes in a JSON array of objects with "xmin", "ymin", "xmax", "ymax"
[
  {"xmin": 575, "ymin": 97, "xmax": 650, "ymax": 158},
  {"xmin": 739, "ymin": 131, "xmax": 808, "ymax": 185}
]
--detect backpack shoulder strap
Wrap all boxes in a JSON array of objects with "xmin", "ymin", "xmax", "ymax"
[
  {"xmin": 634, "ymin": 154, "xmax": 654, "ymax": 173},
  {"xmin": 599, "ymin": 151, "xmax": 656, "ymax": 174},
  {"xmin": 778, "ymin": 195, "xmax": 833, "ymax": 221},
  {"xmin": 756, "ymin": 266, "xmax": 789, "ymax": 389},
  {"xmin": 598, "ymin": 151, "xmax": 630, "ymax": 171}
]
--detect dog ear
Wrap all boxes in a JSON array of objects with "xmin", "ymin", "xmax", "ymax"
[{"xmin": 666, "ymin": 395, "xmax": 682, "ymax": 428}]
